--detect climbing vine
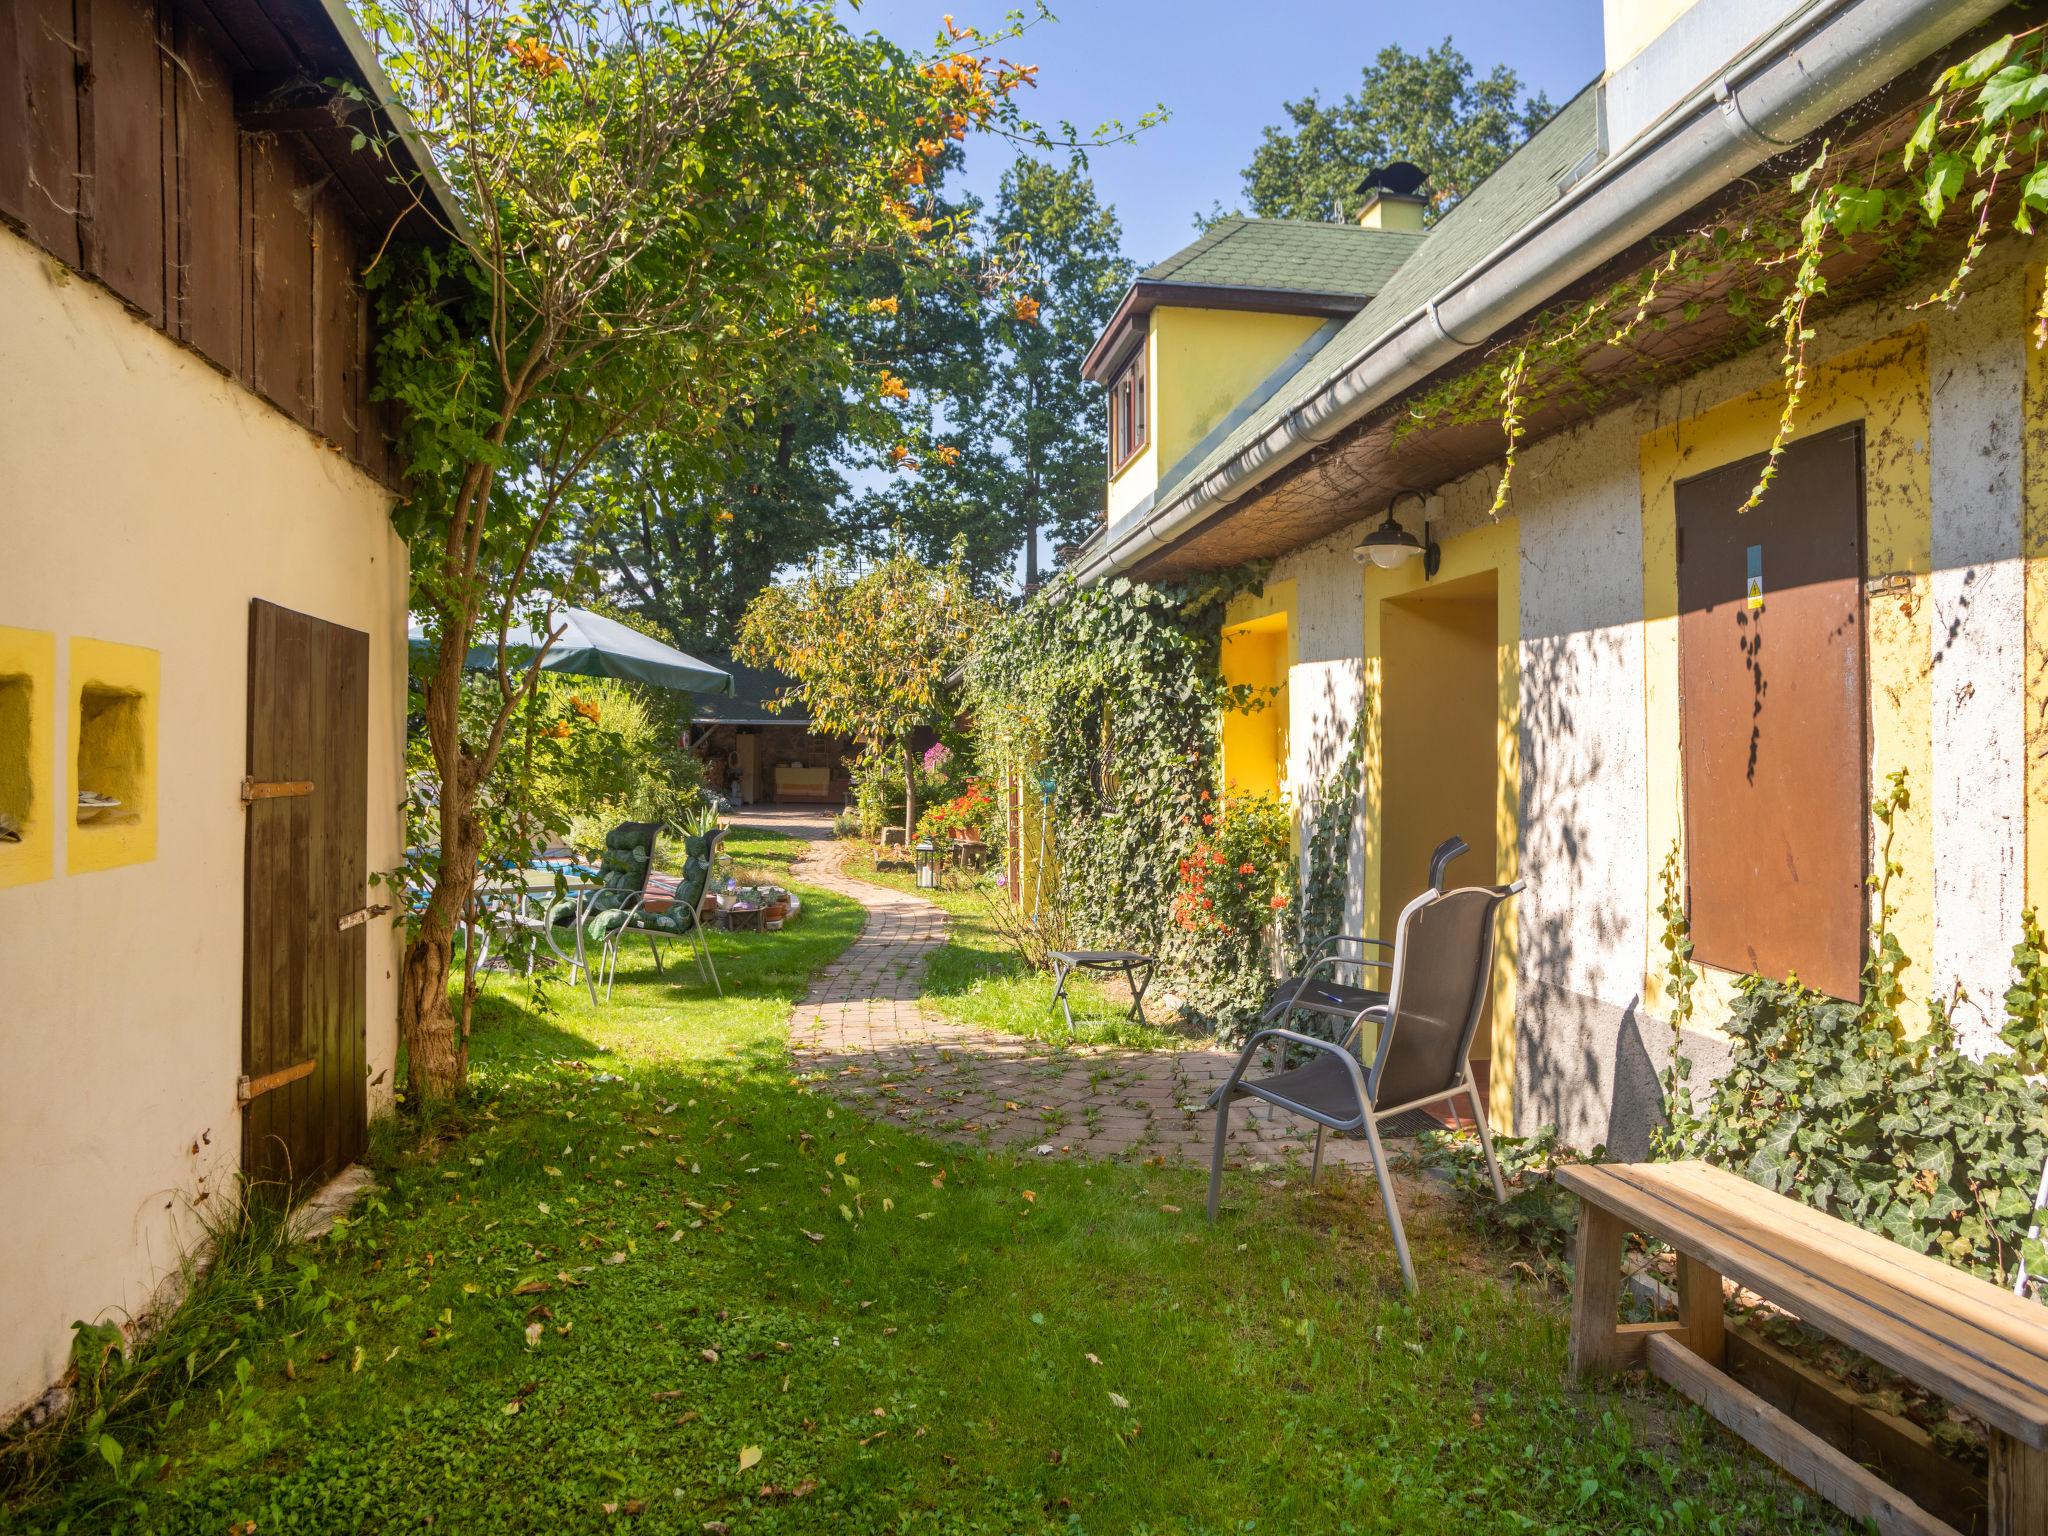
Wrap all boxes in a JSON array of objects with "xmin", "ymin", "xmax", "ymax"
[
  {"xmin": 1655, "ymin": 773, "xmax": 2048, "ymax": 1285},
  {"xmin": 1295, "ymin": 706, "xmax": 1368, "ymax": 953},
  {"xmin": 963, "ymin": 570, "xmax": 1294, "ymax": 1035},
  {"xmin": 1409, "ymin": 24, "xmax": 2048, "ymax": 518}
]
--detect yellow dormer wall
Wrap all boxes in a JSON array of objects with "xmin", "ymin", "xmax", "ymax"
[{"xmin": 1107, "ymin": 306, "xmax": 1327, "ymax": 525}]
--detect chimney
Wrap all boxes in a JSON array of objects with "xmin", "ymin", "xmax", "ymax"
[{"xmin": 1354, "ymin": 161, "xmax": 1428, "ymax": 232}]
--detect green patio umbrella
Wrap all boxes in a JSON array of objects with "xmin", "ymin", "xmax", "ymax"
[{"xmin": 408, "ymin": 608, "xmax": 733, "ymax": 696}]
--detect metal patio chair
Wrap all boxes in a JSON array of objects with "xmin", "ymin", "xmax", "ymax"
[
  {"xmin": 1206, "ymin": 855, "xmax": 1523, "ymax": 1292},
  {"xmin": 1261, "ymin": 836, "xmax": 1471, "ymax": 1036}
]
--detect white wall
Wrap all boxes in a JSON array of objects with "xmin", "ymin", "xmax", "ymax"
[
  {"xmin": 1927, "ymin": 263, "xmax": 2029, "ymax": 1054},
  {"xmin": 0, "ymin": 226, "xmax": 409, "ymax": 1418}
]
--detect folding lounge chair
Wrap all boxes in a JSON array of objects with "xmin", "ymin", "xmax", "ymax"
[
  {"xmin": 589, "ymin": 824, "xmax": 726, "ymax": 1001},
  {"xmin": 1207, "ymin": 858, "xmax": 1523, "ymax": 1292}
]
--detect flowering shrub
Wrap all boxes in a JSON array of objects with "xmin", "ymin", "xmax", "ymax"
[
  {"xmin": 916, "ymin": 781, "xmax": 996, "ymax": 844},
  {"xmin": 921, "ymin": 741, "xmax": 953, "ymax": 774},
  {"xmin": 1172, "ymin": 789, "xmax": 1291, "ymax": 937},
  {"xmin": 1169, "ymin": 789, "xmax": 1294, "ymax": 1025}
]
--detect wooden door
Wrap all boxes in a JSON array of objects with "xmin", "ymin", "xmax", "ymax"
[
  {"xmin": 1676, "ymin": 426, "xmax": 1867, "ymax": 999},
  {"xmin": 242, "ymin": 599, "xmax": 369, "ymax": 1189}
]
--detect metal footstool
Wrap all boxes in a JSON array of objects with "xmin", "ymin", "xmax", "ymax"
[{"xmin": 1048, "ymin": 950, "xmax": 1155, "ymax": 1032}]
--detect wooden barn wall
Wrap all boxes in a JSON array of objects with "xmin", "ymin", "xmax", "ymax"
[{"xmin": 0, "ymin": 0, "xmax": 398, "ymax": 485}]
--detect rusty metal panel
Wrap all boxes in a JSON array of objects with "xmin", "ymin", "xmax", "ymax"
[
  {"xmin": 0, "ymin": 0, "xmax": 83, "ymax": 265},
  {"xmin": 1677, "ymin": 425, "xmax": 1867, "ymax": 1000}
]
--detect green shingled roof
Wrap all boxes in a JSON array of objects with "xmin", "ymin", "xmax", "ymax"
[
  {"xmin": 1141, "ymin": 218, "xmax": 1425, "ymax": 298},
  {"xmin": 1138, "ymin": 83, "xmax": 1601, "ymax": 524}
]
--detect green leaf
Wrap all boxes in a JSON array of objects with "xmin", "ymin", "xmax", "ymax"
[
  {"xmin": 1920, "ymin": 152, "xmax": 1966, "ymax": 223},
  {"xmin": 1904, "ymin": 97, "xmax": 1943, "ymax": 167},
  {"xmin": 1976, "ymin": 64, "xmax": 2048, "ymax": 127},
  {"xmin": 1949, "ymin": 34, "xmax": 2015, "ymax": 90}
]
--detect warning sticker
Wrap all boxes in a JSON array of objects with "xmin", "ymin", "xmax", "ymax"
[{"xmin": 1745, "ymin": 544, "xmax": 1764, "ymax": 611}]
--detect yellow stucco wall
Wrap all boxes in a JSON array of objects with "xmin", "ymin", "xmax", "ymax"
[
  {"xmin": 0, "ymin": 224, "xmax": 411, "ymax": 1418},
  {"xmin": 1107, "ymin": 307, "xmax": 1325, "ymax": 525},
  {"xmin": 1359, "ymin": 517, "xmax": 1522, "ymax": 1130},
  {"xmin": 1639, "ymin": 329, "xmax": 1933, "ymax": 1026},
  {"xmin": 67, "ymin": 637, "xmax": 160, "ymax": 874},
  {"xmin": 1220, "ymin": 581, "xmax": 1296, "ymax": 803},
  {"xmin": 2026, "ymin": 266, "xmax": 2048, "ymax": 922},
  {"xmin": 0, "ymin": 625, "xmax": 57, "ymax": 888}
]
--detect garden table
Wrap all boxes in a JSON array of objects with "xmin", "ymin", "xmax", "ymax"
[{"xmin": 1047, "ymin": 950, "xmax": 1155, "ymax": 1033}]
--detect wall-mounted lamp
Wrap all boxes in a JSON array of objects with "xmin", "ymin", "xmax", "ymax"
[{"xmin": 1353, "ymin": 490, "xmax": 1441, "ymax": 576}]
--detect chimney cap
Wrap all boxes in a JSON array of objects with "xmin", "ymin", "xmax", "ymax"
[{"xmin": 1354, "ymin": 161, "xmax": 1428, "ymax": 198}]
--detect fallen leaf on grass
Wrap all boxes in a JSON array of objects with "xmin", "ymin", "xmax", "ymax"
[
  {"xmin": 652, "ymin": 1390, "xmax": 689, "ymax": 1401},
  {"xmin": 511, "ymin": 1280, "xmax": 551, "ymax": 1296},
  {"xmin": 1021, "ymin": 1190, "xmax": 1036, "ymax": 1203},
  {"xmin": 1085, "ymin": 1353, "xmax": 1102, "ymax": 1367},
  {"xmin": 800, "ymin": 1229, "xmax": 824, "ymax": 1243},
  {"xmin": 1108, "ymin": 1392, "xmax": 1130, "ymax": 1410},
  {"xmin": 1159, "ymin": 1204, "xmax": 1181, "ymax": 1215},
  {"xmin": 700, "ymin": 1348, "xmax": 720, "ymax": 1365},
  {"xmin": 604, "ymin": 1251, "xmax": 628, "ymax": 1265},
  {"xmin": 738, "ymin": 1445, "xmax": 763, "ymax": 1471},
  {"xmin": 504, "ymin": 1400, "xmax": 523, "ymax": 1416},
  {"xmin": 524, "ymin": 1323, "xmax": 543, "ymax": 1350}
]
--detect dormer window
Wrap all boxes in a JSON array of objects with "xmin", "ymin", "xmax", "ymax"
[{"xmin": 1109, "ymin": 349, "xmax": 1148, "ymax": 472}]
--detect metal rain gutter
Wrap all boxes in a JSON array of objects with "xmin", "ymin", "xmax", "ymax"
[{"xmin": 1073, "ymin": 0, "xmax": 2006, "ymax": 585}]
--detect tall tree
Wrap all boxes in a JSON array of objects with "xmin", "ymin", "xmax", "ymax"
[
  {"xmin": 982, "ymin": 159, "xmax": 1131, "ymax": 584},
  {"xmin": 858, "ymin": 157, "xmax": 1131, "ymax": 587},
  {"xmin": 1217, "ymin": 39, "xmax": 1552, "ymax": 226},
  {"xmin": 736, "ymin": 542, "xmax": 992, "ymax": 839},
  {"xmin": 365, "ymin": 0, "xmax": 1041, "ymax": 1100}
]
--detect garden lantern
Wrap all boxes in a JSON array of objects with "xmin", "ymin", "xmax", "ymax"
[{"xmin": 915, "ymin": 840, "xmax": 938, "ymax": 889}]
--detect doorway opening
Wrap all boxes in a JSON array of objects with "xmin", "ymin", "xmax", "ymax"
[{"xmin": 1377, "ymin": 569, "xmax": 1502, "ymax": 1111}]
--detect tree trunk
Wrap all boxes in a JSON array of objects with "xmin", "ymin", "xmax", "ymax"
[
  {"xmin": 902, "ymin": 736, "xmax": 919, "ymax": 845},
  {"xmin": 399, "ymin": 621, "xmax": 484, "ymax": 1105},
  {"xmin": 399, "ymin": 926, "xmax": 465, "ymax": 1101}
]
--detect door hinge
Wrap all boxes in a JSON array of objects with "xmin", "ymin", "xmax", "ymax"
[
  {"xmin": 238, "ymin": 1058, "xmax": 316, "ymax": 1105},
  {"xmin": 337, "ymin": 904, "xmax": 392, "ymax": 932},
  {"xmin": 241, "ymin": 777, "xmax": 313, "ymax": 802}
]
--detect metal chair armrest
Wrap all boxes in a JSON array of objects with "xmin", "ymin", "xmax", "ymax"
[{"xmin": 1216, "ymin": 1025, "xmax": 1373, "ymax": 1113}]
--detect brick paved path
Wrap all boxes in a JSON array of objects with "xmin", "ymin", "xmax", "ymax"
[{"xmin": 787, "ymin": 837, "xmax": 1377, "ymax": 1172}]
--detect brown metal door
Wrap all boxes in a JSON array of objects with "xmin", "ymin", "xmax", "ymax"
[
  {"xmin": 1677, "ymin": 426, "xmax": 1866, "ymax": 1000},
  {"xmin": 242, "ymin": 600, "xmax": 369, "ymax": 1189}
]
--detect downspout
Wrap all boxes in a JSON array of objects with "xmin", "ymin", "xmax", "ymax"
[{"xmin": 1075, "ymin": 0, "xmax": 2007, "ymax": 584}]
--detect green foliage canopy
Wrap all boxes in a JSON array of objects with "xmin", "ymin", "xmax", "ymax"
[{"xmin": 1216, "ymin": 38, "xmax": 1552, "ymax": 227}]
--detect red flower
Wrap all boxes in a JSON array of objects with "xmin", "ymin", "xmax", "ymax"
[
  {"xmin": 1270, "ymin": 894, "xmax": 1289, "ymax": 910},
  {"xmin": 1238, "ymin": 862, "xmax": 1256, "ymax": 875},
  {"xmin": 1201, "ymin": 813, "xmax": 1214, "ymax": 826}
]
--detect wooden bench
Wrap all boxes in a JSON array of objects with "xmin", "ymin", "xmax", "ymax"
[{"xmin": 1557, "ymin": 1160, "xmax": 2048, "ymax": 1536}]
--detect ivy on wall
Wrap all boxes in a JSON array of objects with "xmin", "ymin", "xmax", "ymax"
[
  {"xmin": 964, "ymin": 570, "xmax": 1294, "ymax": 1035},
  {"xmin": 1656, "ymin": 777, "xmax": 2048, "ymax": 1286},
  {"xmin": 1400, "ymin": 25, "xmax": 2048, "ymax": 519}
]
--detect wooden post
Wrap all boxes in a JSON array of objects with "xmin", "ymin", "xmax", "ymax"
[
  {"xmin": 1569, "ymin": 1200, "xmax": 1629, "ymax": 1376},
  {"xmin": 1989, "ymin": 1431, "xmax": 2048, "ymax": 1536},
  {"xmin": 1675, "ymin": 1253, "xmax": 1727, "ymax": 1367}
]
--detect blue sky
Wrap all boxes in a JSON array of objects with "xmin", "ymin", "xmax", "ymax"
[{"xmin": 842, "ymin": 0, "xmax": 1605, "ymax": 266}]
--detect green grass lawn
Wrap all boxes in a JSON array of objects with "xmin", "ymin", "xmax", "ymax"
[
  {"xmin": 5, "ymin": 828, "xmax": 1847, "ymax": 1534},
  {"xmin": 842, "ymin": 849, "xmax": 1184, "ymax": 1051}
]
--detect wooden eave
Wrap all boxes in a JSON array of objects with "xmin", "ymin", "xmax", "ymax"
[{"xmin": 1123, "ymin": 78, "xmax": 1995, "ymax": 581}]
